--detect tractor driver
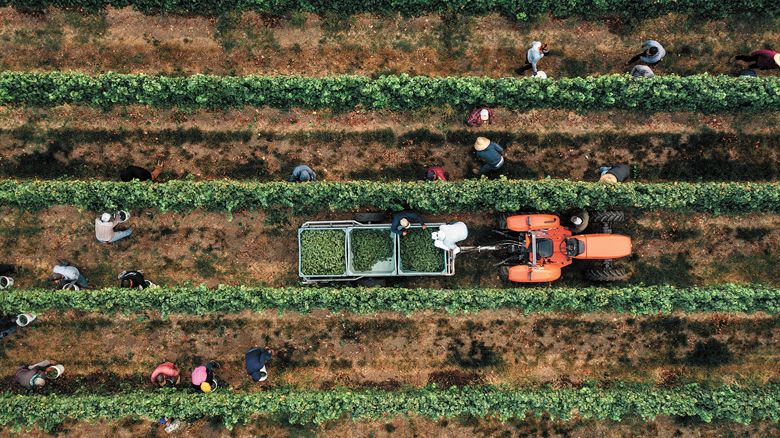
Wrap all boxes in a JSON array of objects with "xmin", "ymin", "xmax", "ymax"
[{"xmin": 432, "ymin": 221, "xmax": 468, "ymax": 255}]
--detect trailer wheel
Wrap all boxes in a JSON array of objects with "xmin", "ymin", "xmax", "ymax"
[
  {"xmin": 585, "ymin": 267, "xmax": 630, "ymax": 282},
  {"xmin": 356, "ymin": 278, "xmax": 387, "ymax": 287},
  {"xmin": 590, "ymin": 211, "xmax": 625, "ymax": 225},
  {"xmin": 353, "ymin": 212, "xmax": 387, "ymax": 224}
]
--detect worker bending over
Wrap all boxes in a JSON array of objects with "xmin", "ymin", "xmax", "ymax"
[{"xmin": 432, "ymin": 221, "xmax": 469, "ymax": 256}]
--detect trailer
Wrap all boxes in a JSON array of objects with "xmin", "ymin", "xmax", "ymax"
[{"xmin": 298, "ymin": 220, "xmax": 455, "ymax": 283}]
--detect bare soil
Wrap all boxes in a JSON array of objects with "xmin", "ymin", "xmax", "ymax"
[
  {"xmin": 0, "ymin": 107, "xmax": 778, "ymax": 182},
  {"xmin": 0, "ymin": 9, "xmax": 779, "ymax": 78},
  {"xmin": 0, "ymin": 209, "xmax": 777, "ymax": 289},
  {"xmin": 6, "ymin": 416, "xmax": 780, "ymax": 438},
  {"xmin": 2, "ymin": 311, "xmax": 779, "ymax": 392}
]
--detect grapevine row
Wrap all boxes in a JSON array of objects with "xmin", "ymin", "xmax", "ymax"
[
  {"xmin": 3, "ymin": 284, "xmax": 779, "ymax": 315},
  {"xmin": 2, "ymin": 384, "xmax": 778, "ymax": 431},
  {"xmin": 2, "ymin": 72, "xmax": 780, "ymax": 113},
  {"xmin": 0, "ymin": 179, "xmax": 777, "ymax": 213}
]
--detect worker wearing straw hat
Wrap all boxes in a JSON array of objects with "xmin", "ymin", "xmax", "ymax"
[
  {"xmin": 735, "ymin": 49, "xmax": 780, "ymax": 72},
  {"xmin": 472, "ymin": 137, "xmax": 505, "ymax": 176},
  {"xmin": 598, "ymin": 164, "xmax": 631, "ymax": 184}
]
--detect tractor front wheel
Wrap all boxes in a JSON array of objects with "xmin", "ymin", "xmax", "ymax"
[{"xmin": 585, "ymin": 266, "xmax": 630, "ymax": 282}]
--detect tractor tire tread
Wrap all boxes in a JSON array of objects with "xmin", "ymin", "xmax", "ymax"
[
  {"xmin": 590, "ymin": 211, "xmax": 625, "ymax": 224},
  {"xmin": 585, "ymin": 267, "xmax": 631, "ymax": 282}
]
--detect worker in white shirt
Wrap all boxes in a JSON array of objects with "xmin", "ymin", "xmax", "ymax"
[{"xmin": 432, "ymin": 222, "xmax": 469, "ymax": 256}]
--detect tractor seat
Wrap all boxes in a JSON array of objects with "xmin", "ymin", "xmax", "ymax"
[
  {"xmin": 536, "ymin": 238, "xmax": 554, "ymax": 258},
  {"xmin": 565, "ymin": 238, "xmax": 586, "ymax": 257}
]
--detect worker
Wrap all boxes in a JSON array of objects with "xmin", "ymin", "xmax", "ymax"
[
  {"xmin": 96, "ymin": 211, "xmax": 132, "ymax": 244},
  {"xmin": 50, "ymin": 262, "xmax": 88, "ymax": 290},
  {"xmin": 120, "ymin": 161, "xmax": 163, "ymax": 182},
  {"xmin": 425, "ymin": 166, "xmax": 447, "ymax": 182},
  {"xmin": 432, "ymin": 221, "xmax": 468, "ymax": 256},
  {"xmin": 631, "ymin": 65, "xmax": 655, "ymax": 78},
  {"xmin": 0, "ymin": 314, "xmax": 18, "ymax": 340},
  {"xmin": 119, "ymin": 270, "xmax": 155, "ymax": 289},
  {"xmin": 735, "ymin": 49, "xmax": 780, "ymax": 71},
  {"xmin": 15, "ymin": 360, "xmax": 63, "ymax": 390},
  {"xmin": 473, "ymin": 137, "xmax": 505, "ymax": 176},
  {"xmin": 151, "ymin": 361, "xmax": 180, "ymax": 388},
  {"xmin": 598, "ymin": 164, "xmax": 631, "ymax": 184},
  {"xmin": 515, "ymin": 41, "xmax": 549, "ymax": 75},
  {"xmin": 391, "ymin": 211, "xmax": 426, "ymax": 236},
  {"xmin": 191, "ymin": 361, "xmax": 220, "ymax": 393},
  {"xmin": 289, "ymin": 164, "xmax": 317, "ymax": 182},
  {"xmin": 466, "ymin": 107, "xmax": 493, "ymax": 127},
  {"xmin": 246, "ymin": 347, "xmax": 273, "ymax": 383},
  {"xmin": 626, "ymin": 40, "xmax": 666, "ymax": 66}
]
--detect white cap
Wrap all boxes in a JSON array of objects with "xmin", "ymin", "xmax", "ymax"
[
  {"xmin": 100, "ymin": 213, "xmax": 112, "ymax": 222},
  {"xmin": 535, "ymin": 71, "xmax": 548, "ymax": 79},
  {"xmin": 479, "ymin": 109, "xmax": 489, "ymax": 121}
]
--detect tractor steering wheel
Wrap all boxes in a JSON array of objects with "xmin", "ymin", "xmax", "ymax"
[{"xmin": 559, "ymin": 240, "xmax": 568, "ymax": 255}]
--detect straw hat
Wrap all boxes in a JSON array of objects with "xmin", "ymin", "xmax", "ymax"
[
  {"xmin": 474, "ymin": 137, "xmax": 490, "ymax": 151},
  {"xmin": 33, "ymin": 377, "xmax": 46, "ymax": 387},
  {"xmin": 599, "ymin": 173, "xmax": 618, "ymax": 184},
  {"xmin": 774, "ymin": 53, "xmax": 780, "ymax": 68},
  {"xmin": 200, "ymin": 382, "xmax": 212, "ymax": 393},
  {"xmin": 399, "ymin": 218, "xmax": 410, "ymax": 228}
]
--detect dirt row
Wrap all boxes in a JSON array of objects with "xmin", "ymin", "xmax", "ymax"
[
  {"xmin": 0, "ymin": 107, "xmax": 778, "ymax": 182},
  {"xmin": 0, "ymin": 9, "xmax": 778, "ymax": 78},
  {"xmin": 0, "ymin": 208, "xmax": 777, "ymax": 289},
  {"xmin": 2, "ymin": 124, "xmax": 778, "ymax": 182},
  {"xmin": 2, "ymin": 311, "xmax": 779, "ymax": 393},
  {"xmin": 7, "ymin": 416, "xmax": 780, "ymax": 438}
]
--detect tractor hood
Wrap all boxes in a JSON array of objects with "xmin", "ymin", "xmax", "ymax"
[{"xmin": 573, "ymin": 234, "xmax": 632, "ymax": 260}]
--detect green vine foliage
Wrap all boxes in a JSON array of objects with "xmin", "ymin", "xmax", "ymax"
[
  {"xmin": 0, "ymin": 179, "xmax": 778, "ymax": 213},
  {"xmin": 0, "ymin": 0, "xmax": 777, "ymax": 21},
  {"xmin": 1, "ymin": 384, "xmax": 779, "ymax": 431},
  {"xmin": 2, "ymin": 72, "xmax": 780, "ymax": 113},
  {"xmin": 400, "ymin": 227, "xmax": 444, "ymax": 272},
  {"xmin": 2, "ymin": 284, "xmax": 779, "ymax": 316},
  {"xmin": 299, "ymin": 230, "xmax": 345, "ymax": 275},
  {"xmin": 350, "ymin": 229, "xmax": 393, "ymax": 272}
]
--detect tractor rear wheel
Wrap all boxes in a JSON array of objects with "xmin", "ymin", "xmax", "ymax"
[
  {"xmin": 585, "ymin": 266, "xmax": 631, "ymax": 282},
  {"xmin": 590, "ymin": 211, "xmax": 625, "ymax": 225},
  {"xmin": 353, "ymin": 212, "xmax": 388, "ymax": 224}
]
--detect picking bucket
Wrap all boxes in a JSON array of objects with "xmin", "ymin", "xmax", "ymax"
[
  {"xmin": 118, "ymin": 210, "xmax": 130, "ymax": 222},
  {"xmin": 0, "ymin": 276, "xmax": 13, "ymax": 289},
  {"xmin": 16, "ymin": 313, "xmax": 36, "ymax": 327},
  {"xmin": 45, "ymin": 364, "xmax": 64, "ymax": 379}
]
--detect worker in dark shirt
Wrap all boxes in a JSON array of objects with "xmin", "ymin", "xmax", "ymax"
[
  {"xmin": 118, "ymin": 270, "xmax": 153, "ymax": 289},
  {"xmin": 598, "ymin": 164, "xmax": 631, "ymax": 184},
  {"xmin": 391, "ymin": 211, "xmax": 426, "ymax": 236},
  {"xmin": 245, "ymin": 347, "xmax": 273, "ymax": 383},
  {"xmin": 120, "ymin": 161, "xmax": 163, "ymax": 182},
  {"xmin": 0, "ymin": 314, "xmax": 18, "ymax": 341},
  {"xmin": 473, "ymin": 137, "xmax": 505, "ymax": 176}
]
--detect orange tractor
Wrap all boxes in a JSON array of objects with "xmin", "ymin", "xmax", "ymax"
[{"xmin": 461, "ymin": 211, "xmax": 632, "ymax": 282}]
